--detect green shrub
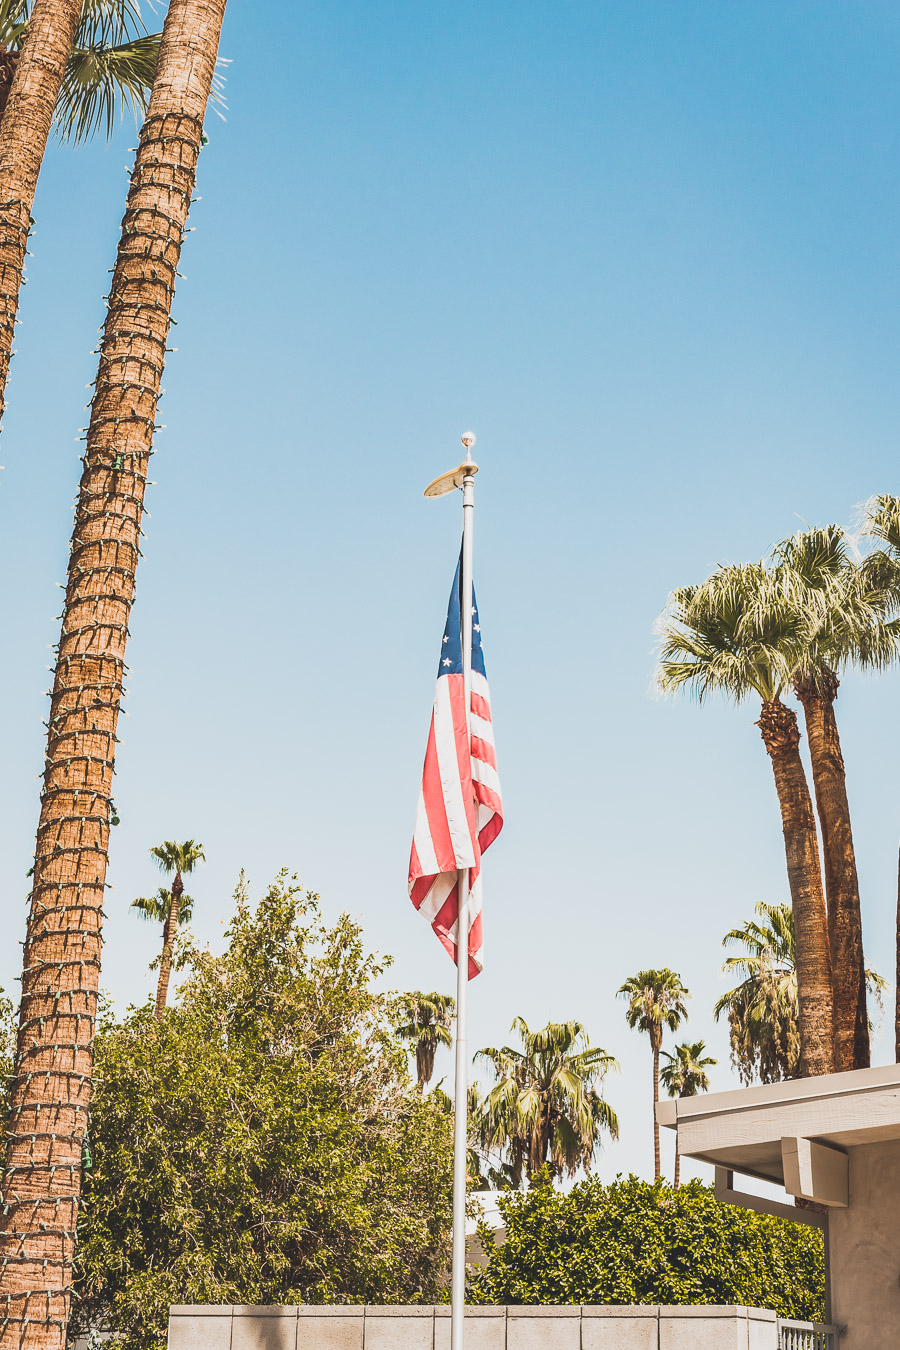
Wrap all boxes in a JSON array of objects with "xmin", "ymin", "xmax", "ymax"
[{"xmin": 469, "ymin": 1174, "xmax": 823, "ymax": 1320}]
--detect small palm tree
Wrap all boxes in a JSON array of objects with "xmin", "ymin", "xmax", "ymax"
[
  {"xmin": 715, "ymin": 901, "xmax": 886, "ymax": 1086},
  {"xmin": 474, "ymin": 1018, "xmax": 618, "ymax": 1185},
  {"xmin": 396, "ymin": 991, "xmax": 455, "ymax": 1093},
  {"xmin": 144, "ymin": 840, "xmax": 205, "ymax": 1017},
  {"xmin": 660, "ymin": 1039, "xmax": 716, "ymax": 1188},
  {"xmin": 618, "ymin": 969, "xmax": 689, "ymax": 1180}
]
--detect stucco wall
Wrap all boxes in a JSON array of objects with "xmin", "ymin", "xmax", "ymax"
[
  {"xmin": 829, "ymin": 1137, "xmax": 900, "ymax": 1349},
  {"xmin": 168, "ymin": 1304, "xmax": 779, "ymax": 1350}
]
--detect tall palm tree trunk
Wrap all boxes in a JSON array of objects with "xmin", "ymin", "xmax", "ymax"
[
  {"xmin": 757, "ymin": 699, "xmax": 835, "ymax": 1078},
  {"xmin": 794, "ymin": 673, "xmax": 868, "ymax": 1072},
  {"xmin": 895, "ymin": 842, "xmax": 900, "ymax": 1063},
  {"xmin": 154, "ymin": 872, "xmax": 183, "ymax": 1019},
  {"xmin": 673, "ymin": 1146, "xmax": 680, "ymax": 1190},
  {"xmin": 0, "ymin": 0, "xmax": 83, "ymax": 429},
  {"xmin": 652, "ymin": 1043, "xmax": 660, "ymax": 1181},
  {"xmin": 0, "ymin": 4, "xmax": 227, "ymax": 1346}
]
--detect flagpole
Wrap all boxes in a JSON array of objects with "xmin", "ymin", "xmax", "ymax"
[{"xmin": 450, "ymin": 433, "xmax": 477, "ymax": 1350}]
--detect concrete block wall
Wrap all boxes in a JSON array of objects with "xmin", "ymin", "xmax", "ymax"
[{"xmin": 168, "ymin": 1304, "xmax": 779, "ymax": 1350}]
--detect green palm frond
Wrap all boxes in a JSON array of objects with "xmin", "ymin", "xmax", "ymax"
[
  {"xmin": 618, "ymin": 969, "xmax": 690, "ymax": 1042},
  {"xmin": 150, "ymin": 839, "xmax": 206, "ymax": 877},
  {"xmin": 0, "ymin": 0, "xmax": 27, "ymax": 47},
  {"xmin": 473, "ymin": 1016, "xmax": 617, "ymax": 1185},
  {"xmin": 56, "ymin": 32, "xmax": 158, "ymax": 143},
  {"xmin": 131, "ymin": 885, "xmax": 194, "ymax": 927}
]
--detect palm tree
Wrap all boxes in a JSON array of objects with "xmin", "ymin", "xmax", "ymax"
[
  {"xmin": 861, "ymin": 494, "xmax": 900, "ymax": 1064},
  {"xmin": 0, "ymin": 2, "xmax": 227, "ymax": 1343},
  {"xmin": 618, "ymin": 969, "xmax": 689, "ymax": 1180},
  {"xmin": 716, "ymin": 901, "xmax": 886, "ymax": 1087},
  {"xmin": 774, "ymin": 525, "xmax": 900, "ymax": 1072},
  {"xmin": 0, "ymin": 0, "xmax": 161, "ymax": 436},
  {"xmin": 131, "ymin": 883, "xmax": 195, "ymax": 1000},
  {"xmin": 396, "ymin": 991, "xmax": 455, "ymax": 1093},
  {"xmin": 658, "ymin": 563, "xmax": 835, "ymax": 1079},
  {"xmin": 474, "ymin": 1018, "xmax": 618, "ymax": 1185},
  {"xmin": 660, "ymin": 1039, "xmax": 716, "ymax": 1188},
  {"xmin": 147, "ymin": 841, "xmax": 205, "ymax": 1017},
  {"xmin": 715, "ymin": 902, "xmax": 799, "ymax": 1085}
]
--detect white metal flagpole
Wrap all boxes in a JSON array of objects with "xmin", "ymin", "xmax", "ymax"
[
  {"xmin": 452, "ymin": 435, "xmax": 476, "ymax": 1350},
  {"xmin": 423, "ymin": 431, "xmax": 479, "ymax": 1350}
]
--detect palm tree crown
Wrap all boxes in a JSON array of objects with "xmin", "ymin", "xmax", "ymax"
[
  {"xmin": 131, "ymin": 885, "xmax": 194, "ymax": 929},
  {"xmin": 395, "ymin": 991, "xmax": 455, "ymax": 1092},
  {"xmin": 618, "ymin": 969, "xmax": 690, "ymax": 1053},
  {"xmin": 715, "ymin": 901, "xmax": 885, "ymax": 1086},
  {"xmin": 660, "ymin": 1040, "xmax": 716, "ymax": 1098},
  {"xmin": 474, "ymin": 1018, "xmax": 618, "ymax": 1186},
  {"xmin": 0, "ymin": 0, "xmax": 160, "ymax": 141},
  {"xmin": 150, "ymin": 839, "xmax": 206, "ymax": 879}
]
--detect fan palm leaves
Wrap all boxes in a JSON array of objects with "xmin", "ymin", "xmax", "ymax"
[
  {"xmin": 715, "ymin": 902, "xmax": 799, "ymax": 1085},
  {"xmin": 146, "ymin": 840, "xmax": 205, "ymax": 1017},
  {"xmin": 657, "ymin": 562, "xmax": 835, "ymax": 1078},
  {"xmin": 716, "ymin": 901, "xmax": 887, "ymax": 1087},
  {"xmin": 0, "ymin": 0, "xmax": 160, "ymax": 138},
  {"xmin": 474, "ymin": 1018, "xmax": 618, "ymax": 1186},
  {"xmin": 618, "ymin": 968, "xmax": 689, "ymax": 1179},
  {"xmin": 131, "ymin": 885, "xmax": 195, "ymax": 926},
  {"xmin": 660, "ymin": 1039, "xmax": 716, "ymax": 1188},
  {"xmin": 396, "ymin": 991, "xmax": 455, "ymax": 1093}
]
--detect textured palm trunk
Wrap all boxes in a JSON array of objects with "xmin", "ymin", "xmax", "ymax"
[
  {"xmin": 0, "ymin": 45, "xmax": 19, "ymax": 123},
  {"xmin": 757, "ymin": 699, "xmax": 835, "ymax": 1078},
  {"xmin": 0, "ymin": 3, "xmax": 227, "ymax": 1345},
  {"xmin": 673, "ymin": 1145, "xmax": 680, "ymax": 1190},
  {"xmin": 794, "ymin": 673, "xmax": 868, "ymax": 1072},
  {"xmin": 896, "ymin": 843, "xmax": 900, "ymax": 1063},
  {"xmin": 0, "ymin": 0, "xmax": 83, "ymax": 430},
  {"xmin": 652, "ymin": 1042, "xmax": 660, "ymax": 1181},
  {"xmin": 154, "ymin": 872, "xmax": 183, "ymax": 1019}
]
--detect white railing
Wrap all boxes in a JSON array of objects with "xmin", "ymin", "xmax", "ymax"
[{"xmin": 778, "ymin": 1320, "xmax": 840, "ymax": 1349}]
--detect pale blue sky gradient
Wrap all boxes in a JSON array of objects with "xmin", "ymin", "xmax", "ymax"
[{"xmin": 2, "ymin": 0, "xmax": 900, "ymax": 1184}]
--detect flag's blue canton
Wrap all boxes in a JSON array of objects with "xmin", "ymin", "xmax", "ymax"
[{"xmin": 438, "ymin": 557, "xmax": 486, "ymax": 679}]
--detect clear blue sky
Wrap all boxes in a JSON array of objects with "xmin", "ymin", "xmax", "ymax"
[{"xmin": 1, "ymin": 0, "xmax": 900, "ymax": 1184}]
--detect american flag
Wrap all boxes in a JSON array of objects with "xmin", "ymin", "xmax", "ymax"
[{"xmin": 408, "ymin": 556, "xmax": 503, "ymax": 976}]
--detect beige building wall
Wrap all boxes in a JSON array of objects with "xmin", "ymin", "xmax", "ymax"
[
  {"xmin": 168, "ymin": 1304, "xmax": 780, "ymax": 1350},
  {"xmin": 829, "ymin": 1138, "xmax": 900, "ymax": 1348}
]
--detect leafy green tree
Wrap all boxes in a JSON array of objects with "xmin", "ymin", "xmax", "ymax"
[
  {"xmin": 396, "ymin": 991, "xmax": 455, "ymax": 1092},
  {"xmin": 146, "ymin": 839, "xmax": 205, "ymax": 1017},
  {"xmin": 618, "ymin": 969, "xmax": 689, "ymax": 1180},
  {"xmin": 474, "ymin": 1019, "xmax": 618, "ymax": 1186},
  {"xmin": 658, "ymin": 564, "xmax": 835, "ymax": 1078},
  {"xmin": 469, "ymin": 1175, "xmax": 824, "ymax": 1321},
  {"xmin": 69, "ymin": 874, "xmax": 453, "ymax": 1350},
  {"xmin": 660, "ymin": 1040, "xmax": 716, "ymax": 1188}
]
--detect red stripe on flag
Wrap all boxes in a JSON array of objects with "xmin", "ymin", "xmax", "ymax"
[{"xmin": 421, "ymin": 714, "xmax": 456, "ymax": 873}]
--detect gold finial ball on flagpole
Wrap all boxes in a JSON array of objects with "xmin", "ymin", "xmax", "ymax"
[{"xmin": 423, "ymin": 432, "xmax": 479, "ymax": 498}]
